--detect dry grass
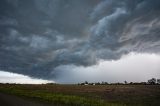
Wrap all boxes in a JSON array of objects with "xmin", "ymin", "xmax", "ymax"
[{"xmin": 0, "ymin": 84, "xmax": 160, "ymax": 106}]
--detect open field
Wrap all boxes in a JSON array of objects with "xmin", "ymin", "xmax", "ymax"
[
  {"xmin": 0, "ymin": 84, "xmax": 160, "ymax": 106},
  {"xmin": 0, "ymin": 92, "xmax": 53, "ymax": 106}
]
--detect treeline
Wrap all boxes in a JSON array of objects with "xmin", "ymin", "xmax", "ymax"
[{"xmin": 78, "ymin": 78, "xmax": 160, "ymax": 85}]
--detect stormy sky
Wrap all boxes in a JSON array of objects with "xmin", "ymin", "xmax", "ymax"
[{"xmin": 0, "ymin": 0, "xmax": 160, "ymax": 83}]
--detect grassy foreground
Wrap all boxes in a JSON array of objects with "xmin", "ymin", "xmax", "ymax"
[{"xmin": 0, "ymin": 84, "xmax": 160, "ymax": 106}]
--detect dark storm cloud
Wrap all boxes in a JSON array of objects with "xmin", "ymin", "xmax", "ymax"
[{"xmin": 0, "ymin": 0, "xmax": 160, "ymax": 79}]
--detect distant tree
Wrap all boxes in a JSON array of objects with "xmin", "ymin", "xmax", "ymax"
[
  {"xmin": 95, "ymin": 82, "xmax": 100, "ymax": 85},
  {"xmin": 140, "ymin": 82, "xmax": 147, "ymax": 85},
  {"xmin": 84, "ymin": 81, "xmax": 88, "ymax": 85},
  {"xmin": 104, "ymin": 82, "xmax": 109, "ymax": 85},
  {"xmin": 124, "ymin": 80, "xmax": 128, "ymax": 84},
  {"xmin": 80, "ymin": 83, "xmax": 85, "ymax": 85},
  {"xmin": 89, "ymin": 83, "xmax": 93, "ymax": 85},
  {"xmin": 85, "ymin": 81, "xmax": 88, "ymax": 84},
  {"xmin": 157, "ymin": 79, "xmax": 160, "ymax": 84},
  {"xmin": 129, "ymin": 82, "xmax": 133, "ymax": 85},
  {"xmin": 148, "ymin": 78, "xmax": 156, "ymax": 85},
  {"xmin": 101, "ymin": 81, "xmax": 105, "ymax": 85},
  {"xmin": 46, "ymin": 83, "xmax": 55, "ymax": 85}
]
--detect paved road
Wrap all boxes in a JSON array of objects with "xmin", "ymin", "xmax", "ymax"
[{"xmin": 0, "ymin": 93, "xmax": 54, "ymax": 106}]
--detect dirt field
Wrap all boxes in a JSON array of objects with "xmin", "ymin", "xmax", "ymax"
[{"xmin": 0, "ymin": 84, "xmax": 160, "ymax": 106}]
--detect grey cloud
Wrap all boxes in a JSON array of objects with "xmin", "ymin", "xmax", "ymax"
[{"xmin": 0, "ymin": 0, "xmax": 160, "ymax": 80}]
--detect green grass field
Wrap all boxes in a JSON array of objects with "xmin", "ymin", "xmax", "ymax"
[{"xmin": 0, "ymin": 84, "xmax": 160, "ymax": 106}]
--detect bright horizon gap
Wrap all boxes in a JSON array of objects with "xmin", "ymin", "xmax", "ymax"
[
  {"xmin": 0, "ymin": 71, "xmax": 54, "ymax": 84},
  {"xmin": 53, "ymin": 52, "xmax": 160, "ymax": 84}
]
